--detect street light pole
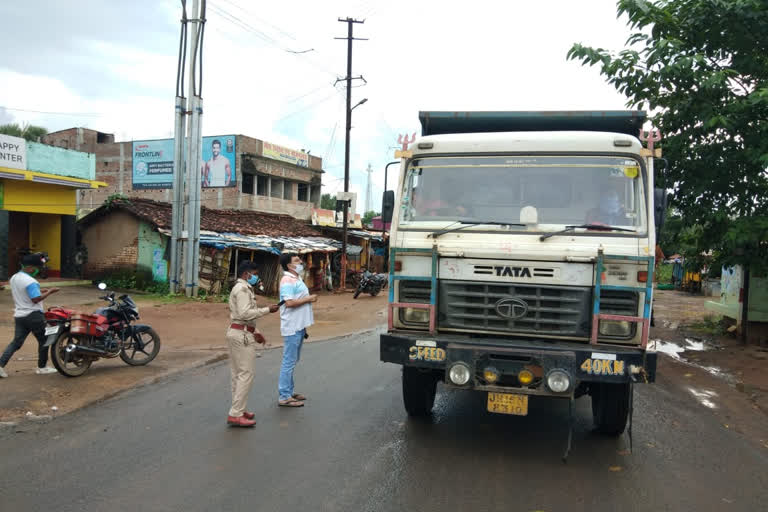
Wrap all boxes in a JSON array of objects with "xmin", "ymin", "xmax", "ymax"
[{"xmin": 336, "ymin": 17, "xmax": 366, "ymax": 291}]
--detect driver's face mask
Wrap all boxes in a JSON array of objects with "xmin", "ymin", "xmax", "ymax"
[{"xmin": 600, "ymin": 193, "xmax": 621, "ymax": 214}]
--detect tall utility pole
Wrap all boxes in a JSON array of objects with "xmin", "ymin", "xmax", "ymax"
[
  {"xmin": 172, "ymin": 0, "xmax": 206, "ymax": 297},
  {"xmin": 170, "ymin": 3, "xmax": 189, "ymax": 295},
  {"xmin": 365, "ymin": 163, "xmax": 373, "ymax": 213},
  {"xmin": 335, "ymin": 17, "xmax": 366, "ymax": 290}
]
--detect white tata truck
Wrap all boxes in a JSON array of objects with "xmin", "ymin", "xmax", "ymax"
[{"xmin": 380, "ymin": 111, "xmax": 666, "ymax": 454}]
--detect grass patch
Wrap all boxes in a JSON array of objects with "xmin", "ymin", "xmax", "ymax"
[
  {"xmin": 690, "ymin": 314, "xmax": 728, "ymax": 336},
  {"xmin": 655, "ymin": 263, "xmax": 673, "ymax": 284}
]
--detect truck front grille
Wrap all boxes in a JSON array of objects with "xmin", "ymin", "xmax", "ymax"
[{"xmin": 438, "ymin": 281, "xmax": 592, "ymax": 337}]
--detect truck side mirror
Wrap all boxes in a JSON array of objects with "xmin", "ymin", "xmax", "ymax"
[
  {"xmin": 381, "ymin": 191, "xmax": 395, "ymax": 223},
  {"xmin": 654, "ymin": 188, "xmax": 668, "ymax": 230}
]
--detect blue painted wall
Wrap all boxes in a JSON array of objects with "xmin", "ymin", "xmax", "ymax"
[{"xmin": 26, "ymin": 142, "xmax": 95, "ymax": 180}]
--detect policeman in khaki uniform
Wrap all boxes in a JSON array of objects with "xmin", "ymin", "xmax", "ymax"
[{"xmin": 226, "ymin": 261, "xmax": 279, "ymax": 427}]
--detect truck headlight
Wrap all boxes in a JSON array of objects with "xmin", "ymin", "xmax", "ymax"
[
  {"xmin": 546, "ymin": 369, "xmax": 571, "ymax": 393},
  {"xmin": 403, "ymin": 308, "xmax": 429, "ymax": 324},
  {"xmin": 599, "ymin": 320, "xmax": 631, "ymax": 336},
  {"xmin": 448, "ymin": 362, "xmax": 471, "ymax": 386}
]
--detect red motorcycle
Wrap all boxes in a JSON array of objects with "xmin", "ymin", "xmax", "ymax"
[{"xmin": 43, "ymin": 283, "xmax": 161, "ymax": 377}]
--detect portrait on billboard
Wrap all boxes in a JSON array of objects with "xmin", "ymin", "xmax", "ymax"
[{"xmin": 201, "ymin": 135, "xmax": 236, "ymax": 188}]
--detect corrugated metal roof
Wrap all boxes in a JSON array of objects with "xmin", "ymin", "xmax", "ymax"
[{"xmin": 158, "ymin": 229, "xmax": 338, "ymax": 254}]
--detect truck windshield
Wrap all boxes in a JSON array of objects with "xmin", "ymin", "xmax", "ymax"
[{"xmin": 399, "ymin": 155, "xmax": 647, "ymax": 233}]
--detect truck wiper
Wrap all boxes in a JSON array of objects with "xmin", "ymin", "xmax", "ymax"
[
  {"xmin": 539, "ymin": 224, "xmax": 636, "ymax": 242},
  {"xmin": 429, "ymin": 220, "xmax": 525, "ymax": 239}
]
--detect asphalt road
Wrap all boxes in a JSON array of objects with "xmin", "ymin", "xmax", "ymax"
[{"xmin": 2, "ymin": 329, "xmax": 766, "ymax": 512}]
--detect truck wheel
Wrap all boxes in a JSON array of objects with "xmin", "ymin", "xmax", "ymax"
[
  {"xmin": 402, "ymin": 367, "xmax": 437, "ymax": 417},
  {"xmin": 591, "ymin": 382, "xmax": 630, "ymax": 436}
]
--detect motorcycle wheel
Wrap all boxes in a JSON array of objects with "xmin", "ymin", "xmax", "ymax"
[
  {"xmin": 119, "ymin": 328, "xmax": 161, "ymax": 366},
  {"xmin": 353, "ymin": 288, "xmax": 362, "ymax": 299},
  {"xmin": 50, "ymin": 331, "xmax": 92, "ymax": 377}
]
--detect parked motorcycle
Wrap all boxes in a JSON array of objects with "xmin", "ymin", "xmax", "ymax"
[
  {"xmin": 353, "ymin": 270, "xmax": 388, "ymax": 299},
  {"xmin": 43, "ymin": 283, "xmax": 161, "ymax": 377}
]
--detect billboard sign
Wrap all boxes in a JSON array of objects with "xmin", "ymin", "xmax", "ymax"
[
  {"xmin": 201, "ymin": 135, "xmax": 236, "ymax": 187},
  {"xmin": 132, "ymin": 135, "xmax": 237, "ymax": 190},
  {"xmin": 132, "ymin": 139, "xmax": 174, "ymax": 189},
  {"xmin": 0, "ymin": 134, "xmax": 27, "ymax": 171},
  {"xmin": 262, "ymin": 141, "xmax": 309, "ymax": 168}
]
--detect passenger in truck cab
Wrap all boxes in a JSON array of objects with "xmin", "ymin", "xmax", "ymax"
[
  {"xmin": 586, "ymin": 186, "xmax": 628, "ymax": 226},
  {"xmin": 412, "ymin": 184, "xmax": 471, "ymax": 218}
]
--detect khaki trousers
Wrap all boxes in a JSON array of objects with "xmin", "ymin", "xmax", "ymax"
[{"xmin": 227, "ymin": 327, "xmax": 259, "ymax": 417}]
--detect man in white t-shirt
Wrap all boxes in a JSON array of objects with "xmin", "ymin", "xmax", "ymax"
[
  {"xmin": 202, "ymin": 139, "xmax": 231, "ymax": 187},
  {"xmin": 0, "ymin": 253, "xmax": 60, "ymax": 378},
  {"xmin": 276, "ymin": 253, "xmax": 317, "ymax": 407}
]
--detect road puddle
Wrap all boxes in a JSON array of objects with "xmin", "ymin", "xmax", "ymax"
[
  {"xmin": 687, "ymin": 387, "xmax": 719, "ymax": 409},
  {"xmin": 649, "ymin": 338, "xmax": 737, "ymax": 385}
]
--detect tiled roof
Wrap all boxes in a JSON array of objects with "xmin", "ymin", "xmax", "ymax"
[{"xmin": 78, "ymin": 197, "xmax": 320, "ymax": 238}]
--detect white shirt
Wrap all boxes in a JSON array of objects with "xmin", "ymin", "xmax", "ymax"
[
  {"xmin": 207, "ymin": 156, "xmax": 229, "ymax": 187},
  {"xmin": 279, "ymin": 271, "xmax": 314, "ymax": 336},
  {"xmin": 10, "ymin": 271, "xmax": 43, "ymax": 318}
]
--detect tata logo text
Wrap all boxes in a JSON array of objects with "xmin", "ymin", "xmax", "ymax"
[
  {"xmin": 494, "ymin": 266, "xmax": 532, "ymax": 278},
  {"xmin": 494, "ymin": 297, "xmax": 529, "ymax": 320}
]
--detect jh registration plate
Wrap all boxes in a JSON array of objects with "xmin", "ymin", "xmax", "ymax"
[
  {"xmin": 44, "ymin": 326, "xmax": 60, "ymax": 336},
  {"xmin": 487, "ymin": 392, "xmax": 528, "ymax": 416}
]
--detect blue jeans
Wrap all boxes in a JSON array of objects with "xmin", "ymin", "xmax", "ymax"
[{"xmin": 278, "ymin": 329, "xmax": 305, "ymax": 401}]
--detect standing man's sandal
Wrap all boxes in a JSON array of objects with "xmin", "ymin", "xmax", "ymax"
[{"xmin": 278, "ymin": 397, "xmax": 305, "ymax": 407}]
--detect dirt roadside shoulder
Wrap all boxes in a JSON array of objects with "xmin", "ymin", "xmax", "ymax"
[
  {"xmin": 650, "ymin": 289, "xmax": 768, "ymax": 450},
  {"xmin": 0, "ymin": 288, "xmax": 387, "ymax": 425}
]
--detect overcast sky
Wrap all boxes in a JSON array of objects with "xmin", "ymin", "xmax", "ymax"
[{"xmin": 0, "ymin": 0, "xmax": 634, "ymax": 214}]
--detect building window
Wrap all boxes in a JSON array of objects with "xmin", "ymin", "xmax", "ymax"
[
  {"xmin": 257, "ymin": 175, "xmax": 268, "ymax": 196},
  {"xmin": 242, "ymin": 173, "xmax": 254, "ymax": 194},
  {"xmin": 298, "ymin": 183, "xmax": 309, "ymax": 202},
  {"xmin": 283, "ymin": 180, "xmax": 293, "ymax": 200},
  {"xmin": 270, "ymin": 178, "xmax": 283, "ymax": 198}
]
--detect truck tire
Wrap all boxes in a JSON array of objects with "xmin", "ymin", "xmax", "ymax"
[
  {"xmin": 591, "ymin": 382, "xmax": 631, "ymax": 436},
  {"xmin": 402, "ymin": 367, "xmax": 437, "ymax": 417}
]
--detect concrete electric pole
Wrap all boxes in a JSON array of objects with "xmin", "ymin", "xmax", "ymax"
[
  {"xmin": 335, "ymin": 17, "xmax": 366, "ymax": 290},
  {"xmin": 171, "ymin": 0, "xmax": 206, "ymax": 297}
]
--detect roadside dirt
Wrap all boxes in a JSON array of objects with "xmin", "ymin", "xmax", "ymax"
[
  {"xmin": 650, "ymin": 289, "xmax": 768, "ymax": 449},
  {"xmin": 0, "ymin": 287, "xmax": 386, "ymax": 422}
]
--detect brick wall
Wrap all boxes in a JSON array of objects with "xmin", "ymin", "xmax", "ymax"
[
  {"xmin": 41, "ymin": 128, "xmax": 114, "ymax": 153},
  {"xmin": 75, "ymin": 134, "xmax": 322, "ymax": 220},
  {"xmin": 80, "ymin": 210, "xmax": 141, "ymax": 278},
  {"xmin": 83, "ymin": 239, "xmax": 139, "ymax": 278}
]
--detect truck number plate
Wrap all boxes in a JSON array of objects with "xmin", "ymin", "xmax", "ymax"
[
  {"xmin": 487, "ymin": 392, "xmax": 528, "ymax": 416},
  {"xmin": 44, "ymin": 326, "xmax": 60, "ymax": 336},
  {"xmin": 580, "ymin": 358, "xmax": 625, "ymax": 376}
]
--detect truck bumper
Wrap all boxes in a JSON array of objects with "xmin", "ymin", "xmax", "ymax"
[{"xmin": 381, "ymin": 332, "xmax": 656, "ymax": 394}]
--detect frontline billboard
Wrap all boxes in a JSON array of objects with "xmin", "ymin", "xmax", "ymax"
[{"xmin": 132, "ymin": 135, "xmax": 237, "ymax": 189}]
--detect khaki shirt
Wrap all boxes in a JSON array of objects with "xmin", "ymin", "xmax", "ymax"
[{"xmin": 229, "ymin": 279, "xmax": 270, "ymax": 331}]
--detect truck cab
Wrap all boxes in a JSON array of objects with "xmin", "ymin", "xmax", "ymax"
[{"xmin": 380, "ymin": 111, "xmax": 665, "ymax": 439}]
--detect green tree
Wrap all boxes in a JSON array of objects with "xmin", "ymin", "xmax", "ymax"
[
  {"xmin": 320, "ymin": 193, "xmax": 336, "ymax": 210},
  {"xmin": 0, "ymin": 123, "xmax": 48, "ymax": 141},
  {"xmin": 568, "ymin": 0, "xmax": 768, "ymax": 276},
  {"xmin": 362, "ymin": 210, "xmax": 379, "ymax": 226},
  {"xmin": 657, "ymin": 209, "xmax": 683, "ymax": 257}
]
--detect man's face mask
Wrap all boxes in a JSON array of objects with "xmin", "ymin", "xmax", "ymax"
[{"xmin": 247, "ymin": 274, "xmax": 260, "ymax": 286}]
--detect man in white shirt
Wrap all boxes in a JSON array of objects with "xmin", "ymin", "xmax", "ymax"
[
  {"xmin": 203, "ymin": 139, "xmax": 231, "ymax": 187},
  {"xmin": 0, "ymin": 253, "xmax": 60, "ymax": 378},
  {"xmin": 277, "ymin": 253, "xmax": 317, "ymax": 407}
]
